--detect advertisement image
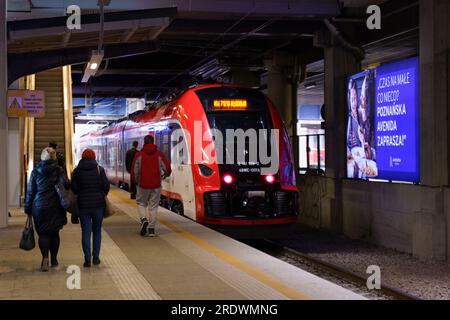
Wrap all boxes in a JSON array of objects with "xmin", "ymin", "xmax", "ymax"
[
  {"xmin": 347, "ymin": 69, "xmax": 377, "ymax": 180},
  {"xmin": 346, "ymin": 57, "xmax": 420, "ymax": 183}
]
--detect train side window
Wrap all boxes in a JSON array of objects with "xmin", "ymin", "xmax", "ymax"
[
  {"xmin": 161, "ymin": 129, "xmax": 171, "ymax": 163},
  {"xmin": 108, "ymin": 141, "xmax": 116, "ymax": 169},
  {"xmin": 170, "ymin": 124, "xmax": 187, "ymax": 165},
  {"xmin": 118, "ymin": 142, "xmax": 123, "ymax": 166}
]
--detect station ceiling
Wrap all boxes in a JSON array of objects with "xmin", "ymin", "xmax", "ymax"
[{"xmin": 6, "ymin": 0, "xmax": 417, "ymax": 99}]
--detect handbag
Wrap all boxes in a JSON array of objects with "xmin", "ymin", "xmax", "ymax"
[
  {"xmin": 54, "ymin": 172, "xmax": 78, "ymax": 215},
  {"xmin": 104, "ymin": 197, "xmax": 115, "ymax": 218},
  {"xmin": 97, "ymin": 166, "xmax": 116, "ymax": 218},
  {"xmin": 19, "ymin": 215, "xmax": 35, "ymax": 251}
]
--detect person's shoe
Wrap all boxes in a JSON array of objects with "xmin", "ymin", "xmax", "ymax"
[
  {"xmin": 83, "ymin": 261, "xmax": 91, "ymax": 268},
  {"xmin": 140, "ymin": 218, "xmax": 149, "ymax": 236},
  {"xmin": 41, "ymin": 257, "xmax": 49, "ymax": 272},
  {"xmin": 130, "ymin": 194, "xmax": 136, "ymax": 200},
  {"xmin": 93, "ymin": 257, "xmax": 101, "ymax": 266},
  {"xmin": 51, "ymin": 259, "xmax": 59, "ymax": 267},
  {"xmin": 147, "ymin": 228, "xmax": 155, "ymax": 237}
]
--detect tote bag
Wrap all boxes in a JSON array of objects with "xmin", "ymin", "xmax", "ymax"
[
  {"xmin": 19, "ymin": 216, "xmax": 35, "ymax": 251},
  {"xmin": 97, "ymin": 166, "xmax": 116, "ymax": 218}
]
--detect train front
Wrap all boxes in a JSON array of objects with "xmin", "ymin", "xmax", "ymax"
[{"xmin": 188, "ymin": 86, "xmax": 299, "ymax": 228}]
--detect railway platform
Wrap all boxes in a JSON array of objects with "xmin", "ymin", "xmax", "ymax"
[{"xmin": 0, "ymin": 188, "xmax": 363, "ymax": 300}]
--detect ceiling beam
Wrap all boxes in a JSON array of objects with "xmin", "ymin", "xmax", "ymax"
[
  {"xmin": 8, "ymin": 0, "xmax": 340, "ymax": 21},
  {"xmin": 121, "ymin": 24, "xmax": 139, "ymax": 42},
  {"xmin": 72, "ymin": 68, "xmax": 184, "ymax": 75},
  {"xmin": 8, "ymin": 41, "xmax": 160, "ymax": 85}
]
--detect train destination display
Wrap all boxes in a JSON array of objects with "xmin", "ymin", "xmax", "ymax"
[{"xmin": 346, "ymin": 57, "xmax": 419, "ymax": 183}]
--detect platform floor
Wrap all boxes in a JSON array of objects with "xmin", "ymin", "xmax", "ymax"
[{"xmin": 0, "ymin": 188, "xmax": 364, "ymax": 300}]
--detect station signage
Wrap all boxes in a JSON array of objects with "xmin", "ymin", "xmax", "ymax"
[
  {"xmin": 346, "ymin": 56, "xmax": 420, "ymax": 183},
  {"xmin": 7, "ymin": 90, "xmax": 45, "ymax": 118}
]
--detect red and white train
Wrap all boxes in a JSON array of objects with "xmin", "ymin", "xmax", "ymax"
[{"xmin": 76, "ymin": 84, "xmax": 299, "ymax": 227}]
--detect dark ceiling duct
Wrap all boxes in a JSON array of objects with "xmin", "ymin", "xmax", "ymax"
[{"xmin": 8, "ymin": 41, "xmax": 160, "ymax": 85}]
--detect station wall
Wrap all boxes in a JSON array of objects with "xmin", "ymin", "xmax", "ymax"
[
  {"xmin": 297, "ymin": 0, "xmax": 450, "ymax": 261},
  {"xmin": 298, "ymin": 176, "xmax": 450, "ymax": 260}
]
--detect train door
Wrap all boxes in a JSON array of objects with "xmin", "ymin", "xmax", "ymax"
[{"xmin": 167, "ymin": 122, "xmax": 196, "ymax": 219}]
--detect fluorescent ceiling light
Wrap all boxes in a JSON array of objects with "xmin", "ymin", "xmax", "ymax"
[
  {"xmin": 89, "ymin": 62, "xmax": 99, "ymax": 70},
  {"xmin": 305, "ymin": 82, "xmax": 317, "ymax": 89},
  {"xmin": 82, "ymin": 50, "xmax": 104, "ymax": 83}
]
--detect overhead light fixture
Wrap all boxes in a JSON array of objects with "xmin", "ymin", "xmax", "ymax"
[
  {"xmin": 305, "ymin": 82, "xmax": 317, "ymax": 90},
  {"xmin": 82, "ymin": 50, "xmax": 104, "ymax": 83}
]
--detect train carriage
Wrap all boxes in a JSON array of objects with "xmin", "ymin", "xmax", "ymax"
[{"xmin": 76, "ymin": 84, "xmax": 299, "ymax": 229}]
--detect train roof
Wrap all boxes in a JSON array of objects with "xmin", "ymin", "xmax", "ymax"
[{"xmin": 78, "ymin": 83, "xmax": 242, "ymax": 139}]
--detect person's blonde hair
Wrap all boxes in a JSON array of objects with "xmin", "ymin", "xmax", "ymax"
[{"xmin": 41, "ymin": 147, "xmax": 56, "ymax": 161}]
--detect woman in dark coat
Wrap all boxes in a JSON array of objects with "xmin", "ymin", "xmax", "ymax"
[
  {"xmin": 71, "ymin": 148, "xmax": 110, "ymax": 268},
  {"xmin": 25, "ymin": 147, "xmax": 68, "ymax": 272}
]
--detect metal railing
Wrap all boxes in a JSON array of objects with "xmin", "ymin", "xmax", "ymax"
[{"xmin": 299, "ymin": 133, "xmax": 325, "ymax": 174}]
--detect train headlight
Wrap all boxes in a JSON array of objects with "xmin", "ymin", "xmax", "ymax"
[
  {"xmin": 223, "ymin": 174, "xmax": 234, "ymax": 185},
  {"xmin": 264, "ymin": 174, "xmax": 276, "ymax": 184}
]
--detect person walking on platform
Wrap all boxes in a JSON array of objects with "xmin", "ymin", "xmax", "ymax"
[
  {"xmin": 25, "ymin": 147, "xmax": 68, "ymax": 272},
  {"xmin": 125, "ymin": 141, "xmax": 139, "ymax": 200},
  {"xmin": 131, "ymin": 135, "xmax": 171, "ymax": 237},
  {"xmin": 71, "ymin": 148, "xmax": 110, "ymax": 268}
]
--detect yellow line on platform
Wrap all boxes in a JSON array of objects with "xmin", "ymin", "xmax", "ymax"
[{"xmin": 110, "ymin": 189, "xmax": 310, "ymax": 300}]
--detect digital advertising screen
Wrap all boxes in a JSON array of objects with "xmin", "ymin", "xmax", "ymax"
[{"xmin": 346, "ymin": 56, "xmax": 420, "ymax": 183}]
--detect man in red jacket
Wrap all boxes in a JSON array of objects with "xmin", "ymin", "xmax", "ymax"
[{"xmin": 131, "ymin": 135, "xmax": 171, "ymax": 237}]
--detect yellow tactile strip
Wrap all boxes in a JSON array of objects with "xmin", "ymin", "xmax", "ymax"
[
  {"xmin": 108, "ymin": 189, "xmax": 309, "ymax": 300},
  {"xmin": 100, "ymin": 231, "xmax": 161, "ymax": 300},
  {"xmin": 2, "ymin": 209, "xmax": 160, "ymax": 300}
]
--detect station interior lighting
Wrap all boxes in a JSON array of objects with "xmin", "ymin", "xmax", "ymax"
[
  {"xmin": 89, "ymin": 62, "xmax": 99, "ymax": 70},
  {"xmin": 82, "ymin": 50, "xmax": 104, "ymax": 83},
  {"xmin": 304, "ymin": 82, "xmax": 317, "ymax": 90}
]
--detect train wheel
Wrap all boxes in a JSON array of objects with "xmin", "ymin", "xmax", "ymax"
[{"xmin": 171, "ymin": 202, "xmax": 184, "ymax": 216}]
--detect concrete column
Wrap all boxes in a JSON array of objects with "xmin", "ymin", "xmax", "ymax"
[
  {"xmin": 0, "ymin": 0, "xmax": 8, "ymax": 228},
  {"xmin": 420, "ymin": 0, "xmax": 450, "ymax": 187},
  {"xmin": 322, "ymin": 36, "xmax": 360, "ymax": 233},
  {"xmin": 264, "ymin": 53, "xmax": 298, "ymax": 139},
  {"xmin": 264, "ymin": 53, "xmax": 300, "ymax": 172},
  {"xmin": 7, "ymin": 81, "xmax": 20, "ymax": 208},
  {"xmin": 415, "ymin": 0, "xmax": 450, "ymax": 260}
]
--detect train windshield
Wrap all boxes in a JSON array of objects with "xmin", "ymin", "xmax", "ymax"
[{"xmin": 195, "ymin": 87, "xmax": 273, "ymax": 166}]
